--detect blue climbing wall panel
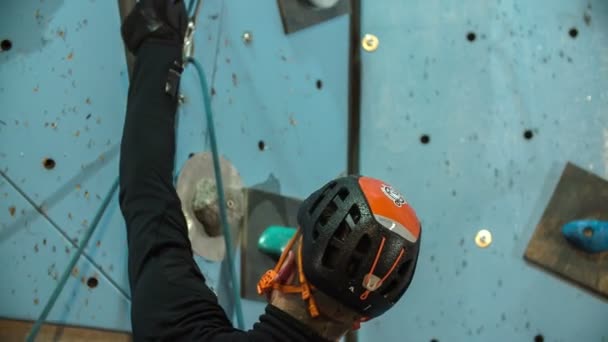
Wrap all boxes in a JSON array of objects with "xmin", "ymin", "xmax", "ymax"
[
  {"xmin": 358, "ymin": 0, "xmax": 608, "ymax": 341},
  {"xmin": 1, "ymin": 0, "xmax": 607, "ymax": 341},
  {"xmin": 1, "ymin": 0, "xmax": 133, "ymax": 330},
  {"xmin": 0, "ymin": 0, "xmax": 348, "ymax": 333}
]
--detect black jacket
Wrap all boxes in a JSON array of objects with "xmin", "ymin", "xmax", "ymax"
[{"xmin": 119, "ymin": 41, "xmax": 329, "ymax": 342}]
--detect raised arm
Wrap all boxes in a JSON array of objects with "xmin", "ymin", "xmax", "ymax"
[
  {"xmin": 118, "ymin": 2, "xmax": 325, "ymax": 341},
  {"xmin": 118, "ymin": 1, "xmax": 237, "ymax": 340}
]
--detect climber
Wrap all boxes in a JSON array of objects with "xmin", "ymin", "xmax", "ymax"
[{"xmin": 118, "ymin": 1, "xmax": 421, "ymax": 341}]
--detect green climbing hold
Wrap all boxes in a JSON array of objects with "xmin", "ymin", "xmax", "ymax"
[{"xmin": 257, "ymin": 225, "xmax": 297, "ymax": 259}]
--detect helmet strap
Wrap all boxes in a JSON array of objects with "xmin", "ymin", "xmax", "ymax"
[
  {"xmin": 257, "ymin": 228, "xmax": 320, "ymax": 318},
  {"xmin": 359, "ymin": 236, "xmax": 405, "ymax": 301}
]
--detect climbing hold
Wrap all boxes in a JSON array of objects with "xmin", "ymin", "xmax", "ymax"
[
  {"xmin": 258, "ymin": 225, "xmax": 297, "ymax": 260},
  {"xmin": 562, "ymin": 219, "xmax": 608, "ymax": 253}
]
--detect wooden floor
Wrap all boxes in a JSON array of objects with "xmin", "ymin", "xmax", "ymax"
[{"xmin": 0, "ymin": 319, "xmax": 131, "ymax": 342}]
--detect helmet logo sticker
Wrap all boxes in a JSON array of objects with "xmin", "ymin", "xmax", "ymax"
[
  {"xmin": 359, "ymin": 176, "xmax": 421, "ymax": 241},
  {"xmin": 381, "ymin": 184, "xmax": 406, "ymax": 207}
]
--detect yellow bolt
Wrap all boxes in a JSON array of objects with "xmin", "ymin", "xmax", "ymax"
[
  {"xmin": 475, "ymin": 229, "xmax": 493, "ymax": 248},
  {"xmin": 361, "ymin": 34, "xmax": 379, "ymax": 52}
]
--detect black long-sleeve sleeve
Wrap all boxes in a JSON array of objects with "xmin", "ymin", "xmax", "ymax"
[{"xmin": 118, "ymin": 41, "xmax": 328, "ymax": 342}]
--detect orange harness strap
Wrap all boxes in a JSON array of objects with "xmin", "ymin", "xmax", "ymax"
[
  {"xmin": 256, "ymin": 229, "xmax": 319, "ymax": 318},
  {"xmin": 297, "ymin": 235, "xmax": 319, "ymax": 317},
  {"xmin": 257, "ymin": 228, "xmax": 300, "ymax": 295}
]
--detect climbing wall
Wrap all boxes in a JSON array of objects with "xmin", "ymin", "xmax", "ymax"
[
  {"xmin": 1, "ymin": 0, "xmax": 607, "ymax": 341},
  {"xmin": 357, "ymin": 0, "xmax": 608, "ymax": 341},
  {"xmin": 0, "ymin": 0, "xmax": 348, "ymax": 333},
  {"xmin": 1, "ymin": 0, "xmax": 132, "ymax": 330}
]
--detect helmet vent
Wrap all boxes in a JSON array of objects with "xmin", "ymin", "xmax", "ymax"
[
  {"xmin": 312, "ymin": 227, "xmax": 320, "ymax": 241},
  {"xmin": 321, "ymin": 243, "xmax": 341, "ymax": 269},
  {"xmin": 349, "ymin": 205, "xmax": 361, "ymax": 224},
  {"xmin": 308, "ymin": 182, "xmax": 337, "ymax": 214},
  {"xmin": 346, "ymin": 257, "xmax": 361, "ymax": 277},
  {"xmin": 337, "ymin": 187, "xmax": 349, "ymax": 201},
  {"xmin": 398, "ymin": 259, "xmax": 411, "ymax": 276},
  {"xmin": 309, "ymin": 195, "xmax": 325, "ymax": 215},
  {"xmin": 334, "ymin": 221, "xmax": 351, "ymax": 241},
  {"xmin": 319, "ymin": 200, "xmax": 338, "ymax": 226},
  {"xmin": 355, "ymin": 234, "xmax": 371, "ymax": 254}
]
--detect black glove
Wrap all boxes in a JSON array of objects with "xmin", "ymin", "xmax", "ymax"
[{"xmin": 121, "ymin": 0, "xmax": 188, "ymax": 55}]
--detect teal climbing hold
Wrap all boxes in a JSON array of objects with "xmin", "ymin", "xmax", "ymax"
[{"xmin": 257, "ymin": 225, "xmax": 297, "ymax": 259}]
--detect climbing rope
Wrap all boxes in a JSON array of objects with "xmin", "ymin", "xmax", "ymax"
[{"xmin": 188, "ymin": 56, "xmax": 245, "ymax": 329}]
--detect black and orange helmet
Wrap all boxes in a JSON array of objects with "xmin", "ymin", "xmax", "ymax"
[
  {"xmin": 298, "ymin": 176, "xmax": 421, "ymax": 318},
  {"xmin": 258, "ymin": 175, "xmax": 421, "ymax": 320}
]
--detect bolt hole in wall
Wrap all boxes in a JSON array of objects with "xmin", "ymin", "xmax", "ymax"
[
  {"xmin": 466, "ymin": 32, "xmax": 476, "ymax": 42},
  {"xmin": 569, "ymin": 27, "xmax": 578, "ymax": 38},
  {"xmin": 316, "ymin": 79, "xmax": 323, "ymax": 90},
  {"xmin": 1, "ymin": 39, "xmax": 11, "ymax": 51},
  {"xmin": 42, "ymin": 158, "xmax": 56, "ymax": 170},
  {"xmin": 420, "ymin": 134, "xmax": 430, "ymax": 144},
  {"xmin": 583, "ymin": 226, "xmax": 593, "ymax": 237},
  {"xmin": 523, "ymin": 129, "xmax": 534, "ymax": 140},
  {"xmin": 258, "ymin": 140, "xmax": 266, "ymax": 151},
  {"xmin": 86, "ymin": 277, "xmax": 98, "ymax": 289}
]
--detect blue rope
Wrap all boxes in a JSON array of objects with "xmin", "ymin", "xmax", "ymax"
[
  {"xmin": 26, "ymin": 178, "xmax": 119, "ymax": 342},
  {"xmin": 187, "ymin": 0, "xmax": 198, "ymax": 16},
  {"xmin": 188, "ymin": 56, "xmax": 245, "ymax": 329}
]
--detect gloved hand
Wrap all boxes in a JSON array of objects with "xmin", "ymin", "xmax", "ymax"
[{"xmin": 121, "ymin": 0, "xmax": 188, "ymax": 55}]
